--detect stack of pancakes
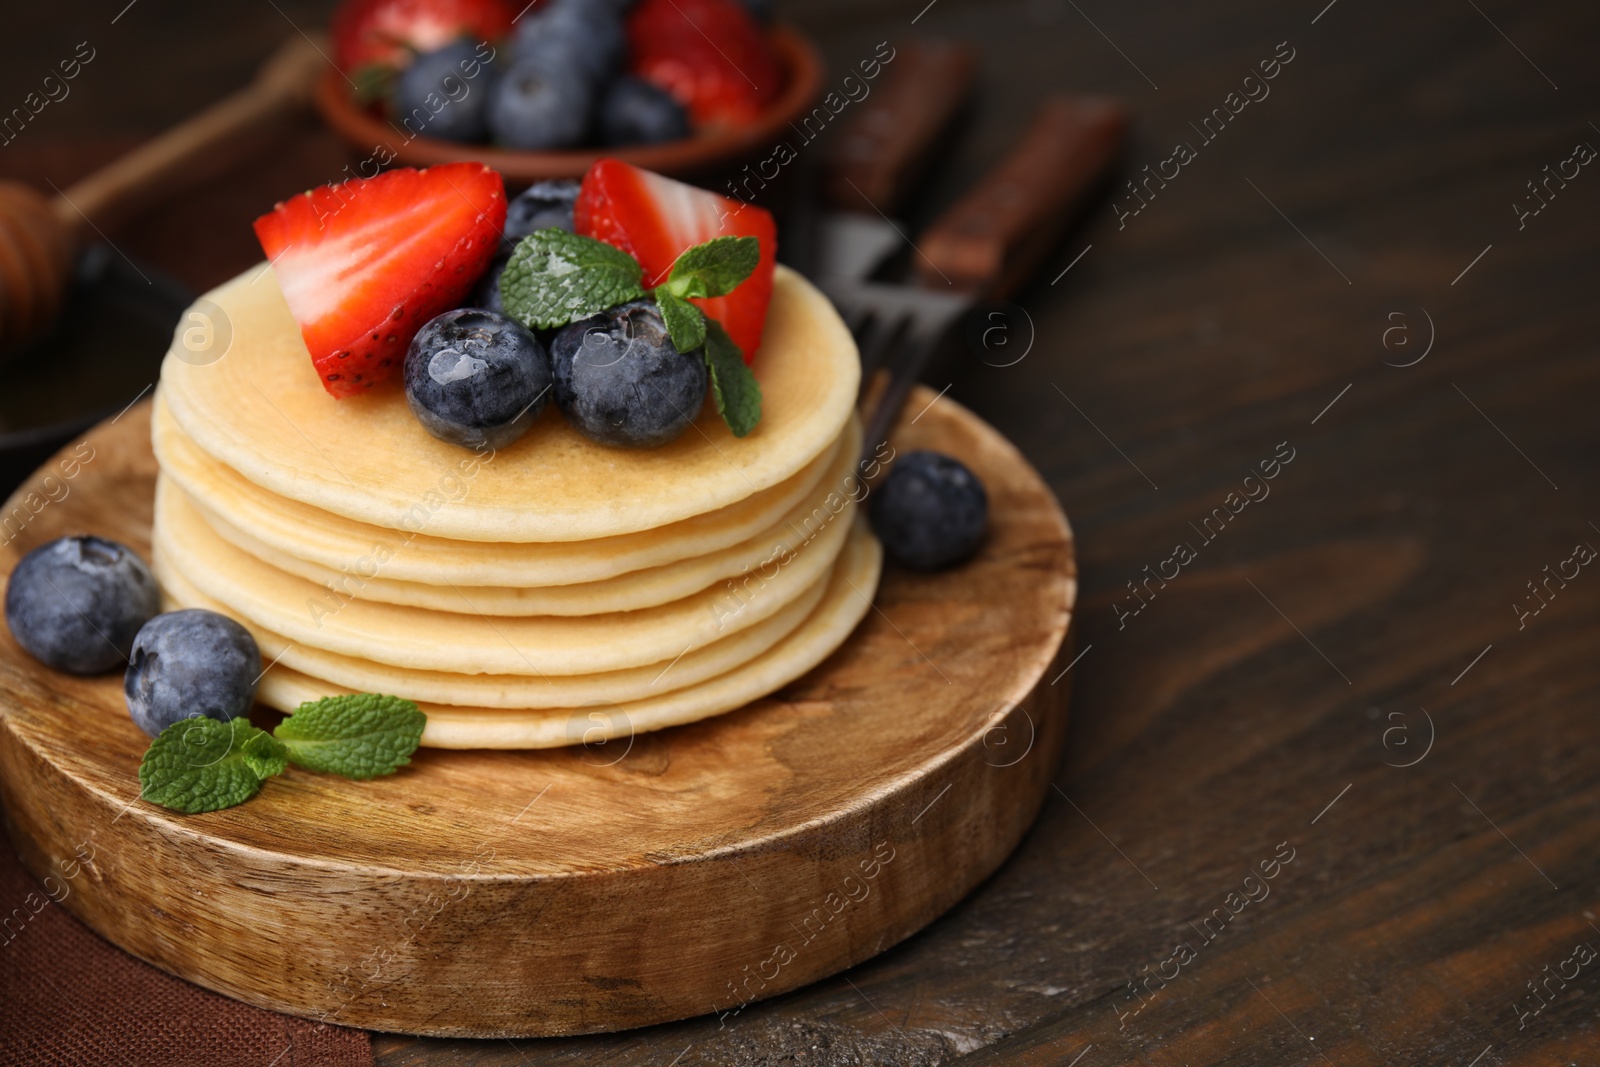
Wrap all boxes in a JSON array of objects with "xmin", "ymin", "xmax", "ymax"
[{"xmin": 150, "ymin": 264, "xmax": 878, "ymax": 749}]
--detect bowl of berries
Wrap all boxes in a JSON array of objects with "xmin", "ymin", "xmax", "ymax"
[{"xmin": 315, "ymin": 0, "xmax": 824, "ymax": 184}]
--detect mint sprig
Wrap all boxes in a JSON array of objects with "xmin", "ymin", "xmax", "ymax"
[
  {"xmin": 497, "ymin": 230, "xmax": 763, "ymax": 436},
  {"xmin": 274, "ymin": 693, "xmax": 426, "ymax": 779},
  {"xmin": 703, "ymin": 320, "xmax": 762, "ymax": 438},
  {"xmin": 500, "ymin": 229, "xmax": 646, "ymax": 330},
  {"xmin": 241, "ymin": 730, "xmax": 289, "ymax": 779},
  {"xmin": 138, "ymin": 694, "xmax": 426, "ymax": 814},
  {"xmin": 655, "ymin": 289, "xmax": 707, "ymax": 354},
  {"xmin": 139, "ymin": 717, "xmax": 274, "ymax": 814},
  {"xmin": 658, "ymin": 235, "xmax": 760, "ymax": 300}
]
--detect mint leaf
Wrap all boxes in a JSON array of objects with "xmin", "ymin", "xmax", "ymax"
[
  {"xmin": 139, "ymin": 717, "xmax": 274, "ymax": 814},
  {"xmin": 274, "ymin": 694, "xmax": 426, "ymax": 780},
  {"xmin": 500, "ymin": 229, "xmax": 645, "ymax": 331},
  {"xmin": 663, "ymin": 236, "xmax": 760, "ymax": 299},
  {"xmin": 703, "ymin": 319, "xmax": 762, "ymax": 437},
  {"xmin": 241, "ymin": 731, "xmax": 289, "ymax": 779},
  {"xmin": 135, "ymin": 696, "xmax": 425, "ymax": 812},
  {"xmin": 655, "ymin": 290, "xmax": 707, "ymax": 354},
  {"xmin": 351, "ymin": 63, "xmax": 396, "ymax": 106}
]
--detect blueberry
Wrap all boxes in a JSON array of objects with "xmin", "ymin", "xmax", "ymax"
[
  {"xmin": 512, "ymin": 1, "xmax": 626, "ymax": 85},
  {"xmin": 503, "ymin": 179, "xmax": 580, "ymax": 250},
  {"xmin": 599, "ymin": 76, "xmax": 690, "ymax": 146},
  {"xmin": 472, "ymin": 253, "xmax": 511, "ymax": 313},
  {"xmin": 868, "ymin": 451, "xmax": 989, "ymax": 570},
  {"xmin": 394, "ymin": 40, "xmax": 500, "ymax": 143},
  {"xmin": 124, "ymin": 609, "xmax": 260, "ymax": 737},
  {"xmin": 468, "ymin": 257, "xmax": 560, "ymax": 347},
  {"xmin": 406, "ymin": 308, "xmax": 553, "ymax": 450},
  {"xmin": 5, "ymin": 536, "xmax": 159, "ymax": 674},
  {"xmin": 551, "ymin": 300, "xmax": 708, "ymax": 448},
  {"xmin": 476, "ymin": 180, "xmax": 582, "ymax": 310},
  {"xmin": 486, "ymin": 56, "xmax": 595, "ymax": 149}
]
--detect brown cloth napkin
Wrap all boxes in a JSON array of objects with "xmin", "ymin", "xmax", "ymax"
[{"xmin": 0, "ymin": 825, "xmax": 373, "ymax": 1067}]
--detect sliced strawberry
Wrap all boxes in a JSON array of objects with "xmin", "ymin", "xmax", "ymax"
[
  {"xmin": 253, "ymin": 162, "xmax": 506, "ymax": 398},
  {"xmin": 575, "ymin": 159, "xmax": 776, "ymax": 363},
  {"xmin": 625, "ymin": 0, "xmax": 781, "ymax": 128},
  {"xmin": 332, "ymin": 0, "xmax": 518, "ymax": 77}
]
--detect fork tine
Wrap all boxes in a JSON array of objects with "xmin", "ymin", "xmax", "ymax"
[
  {"xmin": 857, "ymin": 310, "xmax": 908, "ymax": 386},
  {"xmin": 821, "ymin": 282, "xmax": 969, "ymax": 457},
  {"xmin": 861, "ymin": 327, "xmax": 937, "ymax": 464},
  {"xmin": 859, "ymin": 292, "xmax": 971, "ymax": 465},
  {"xmin": 842, "ymin": 303, "xmax": 870, "ymax": 336},
  {"xmin": 824, "ymin": 291, "xmax": 904, "ymax": 391}
]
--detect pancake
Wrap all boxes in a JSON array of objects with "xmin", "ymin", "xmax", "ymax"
[
  {"xmin": 158, "ymin": 549, "xmax": 829, "ymax": 707},
  {"xmin": 152, "ymin": 397, "xmax": 857, "ymax": 588},
  {"xmin": 151, "ymin": 477, "xmax": 855, "ymax": 675},
  {"xmin": 257, "ymin": 523, "xmax": 883, "ymax": 748},
  {"xmin": 185, "ymin": 465, "xmax": 859, "ymax": 615},
  {"xmin": 158, "ymin": 264, "xmax": 859, "ymax": 543}
]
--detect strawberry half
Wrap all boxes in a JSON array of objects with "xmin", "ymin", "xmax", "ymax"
[
  {"xmin": 253, "ymin": 162, "xmax": 506, "ymax": 398},
  {"xmin": 625, "ymin": 0, "xmax": 782, "ymax": 128},
  {"xmin": 575, "ymin": 159, "xmax": 776, "ymax": 363},
  {"xmin": 332, "ymin": 0, "xmax": 517, "ymax": 77}
]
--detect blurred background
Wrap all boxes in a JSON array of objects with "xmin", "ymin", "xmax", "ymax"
[{"xmin": 4, "ymin": 2, "xmax": 1598, "ymax": 1064}]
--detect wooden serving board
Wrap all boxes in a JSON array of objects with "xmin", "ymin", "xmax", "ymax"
[{"xmin": 0, "ymin": 388, "xmax": 1075, "ymax": 1039}]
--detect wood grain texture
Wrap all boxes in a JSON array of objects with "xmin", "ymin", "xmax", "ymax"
[
  {"xmin": 3, "ymin": 0, "xmax": 1599, "ymax": 1063},
  {"xmin": 0, "ymin": 393, "xmax": 1076, "ymax": 1037}
]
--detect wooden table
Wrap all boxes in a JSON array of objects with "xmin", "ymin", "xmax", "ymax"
[{"xmin": 4, "ymin": 0, "xmax": 1598, "ymax": 1064}]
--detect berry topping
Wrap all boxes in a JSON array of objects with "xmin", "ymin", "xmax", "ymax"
[
  {"xmin": 252, "ymin": 162, "xmax": 506, "ymax": 399},
  {"xmin": 393, "ymin": 39, "xmax": 500, "ymax": 143},
  {"xmin": 575, "ymin": 158, "xmax": 776, "ymax": 362},
  {"xmin": 472, "ymin": 254, "xmax": 512, "ymax": 314},
  {"xmin": 551, "ymin": 300, "xmax": 708, "ymax": 449},
  {"xmin": 599, "ymin": 75, "xmax": 690, "ymax": 146},
  {"xmin": 625, "ymin": 0, "xmax": 781, "ymax": 128},
  {"xmin": 332, "ymin": 0, "xmax": 516, "ymax": 87},
  {"xmin": 404, "ymin": 308, "xmax": 553, "ymax": 450},
  {"xmin": 504, "ymin": 179, "xmax": 581, "ymax": 250},
  {"xmin": 487, "ymin": 56, "xmax": 596, "ymax": 150},
  {"xmin": 5, "ymin": 536, "xmax": 160, "ymax": 674},
  {"xmin": 492, "ymin": 163, "xmax": 768, "ymax": 442},
  {"xmin": 868, "ymin": 451, "xmax": 990, "ymax": 570},
  {"xmin": 124, "ymin": 609, "xmax": 262, "ymax": 737},
  {"xmin": 511, "ymin": 0, "xmax": 628, "ymax": 87},
  {"xmin": 473, "ymin": 180, "xmax": 581, "ymax": 313}
]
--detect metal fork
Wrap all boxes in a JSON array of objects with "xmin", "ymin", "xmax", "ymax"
[
  {"xmin": 819, "ymin": 95, "xmax": 1129, "ymax": 467},
  {"xmin": 823, "ymin": 281, "xmax": 971, "ymax": 463}
]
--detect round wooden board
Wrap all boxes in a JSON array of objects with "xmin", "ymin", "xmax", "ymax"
[{"xmin": 0, "ymin": 387, "xmax": 1076, "ymax": 1039}]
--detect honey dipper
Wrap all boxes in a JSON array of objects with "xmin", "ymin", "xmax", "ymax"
[{"xmin": 0, "ymin": 35, "xmax": 326, "ymax": 348}]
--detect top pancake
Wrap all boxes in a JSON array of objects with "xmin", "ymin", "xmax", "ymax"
[{"xmin": 158, "ymin": 264, "xmax": 859, "ymax": 543}]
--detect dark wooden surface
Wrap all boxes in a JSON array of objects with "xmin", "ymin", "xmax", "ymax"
[{"xmin": 5, "ymin": 1, "xmax": 1600, "ymax": 1064}]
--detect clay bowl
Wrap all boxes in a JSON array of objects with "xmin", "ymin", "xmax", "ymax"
[{"xmin": 314, "ymin": 27, "xmax": 824, "ymax": 185}]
